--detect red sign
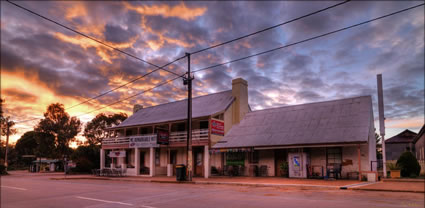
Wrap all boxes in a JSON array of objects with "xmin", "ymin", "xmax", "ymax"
[
  {"xmin": 211, "ymin": 119, "xmax": 224, "ymax": 136},
  {"xmin": 157, "ymin": 129, "xmax": 169, "ymax": 145}
]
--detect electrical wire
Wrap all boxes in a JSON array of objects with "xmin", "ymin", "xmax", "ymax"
[
  {"xmin": 190, "ymin": 0, "xmax": 351, "ymax": 55},
  {"xmin": 6, "ymin": 0, "xmax": 186, "ymax": 111},
  {"xmin": 192, "ymin": 3, "xmax": 424, "ymax": 73}
]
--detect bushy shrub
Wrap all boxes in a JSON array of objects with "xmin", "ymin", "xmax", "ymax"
[
  {"xmin": 72, "ymin": 158, "xmax": 94, "ymax": 173},
  {"xmin": 396, "ymin": 151, "xmax": 421, "ymax": 177},
  {"xmin": 0, "ymin": 164, "xmax": 7, "ymax": 175}
]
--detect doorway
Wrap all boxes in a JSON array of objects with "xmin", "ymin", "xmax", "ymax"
[
  {"xmin": 193, "ymin": 147, "xmax": 204, "ymax": 177},
  {"xmin": 170, "ymin": 150, "xmax": 177, "ymax": 175},
  {"xmin": 140, "ymin": 151, "xmax": 148, "ymax": 174},
  {"xmin": 275, "ymin": 149, "xmax": 287, "ymax": 177}
]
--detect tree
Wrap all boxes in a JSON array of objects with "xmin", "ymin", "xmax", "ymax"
[
  {"xmin": 15, "ymin": 131, "xmax": 38, "ymax": 156},
  {"xmin": 71, "ymin": 144, "xmax": 100, "ymax": 173},
  {"xmin": 396, "ymin": 151, "xmax": 421, "ymax": 177},
  {"xmin": 0, "ymin": 99, "xmax": 17, "ymax": 170},
  {"xmin": 83, "ymin": 113, "xmax": 127, "ymax": 145},
  {"xmin": 375, "ymin": 132, "xmax": 382, "ymax": 159},
  {"xmin": 35, "ymin": 103, "xmax": 81, "ymax": 158}
]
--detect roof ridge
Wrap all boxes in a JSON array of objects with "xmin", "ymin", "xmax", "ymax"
[
  {"xmin": 133, "ymin": 90, "xmax": 232, "ymax": 112},
  {"xmin": 248, "ymin": 95, "xmax": 371, "ymax": 114}
]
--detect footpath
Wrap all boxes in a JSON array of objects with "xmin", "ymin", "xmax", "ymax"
[{"xmin": 48, "ymin": 173, "xmax": 425, "ymax": 193}]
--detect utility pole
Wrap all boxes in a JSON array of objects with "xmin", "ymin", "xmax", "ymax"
[
  {"xmin": 4, "ymin": 121, "xmax": 10, "ymax": 171},
  {"xmin": 377, "ymin": 74, "xmax": 387, "ymax": 178},
  {"xmin": 184, "ymin": 52, "xmax": 193, "ymax": 181}
]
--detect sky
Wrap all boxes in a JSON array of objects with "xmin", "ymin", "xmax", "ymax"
[{"xmin": 1, "ymin": 1, "xmax": 424, "ymax": 145}]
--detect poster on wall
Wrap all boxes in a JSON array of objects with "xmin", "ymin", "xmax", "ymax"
[
  {"xmin": 108, "ymin": 151, "xmax": 126, "ymax": 158},
  {"xmin": 157, "ymin": 129, "xmax": 169, "ymax": 145},
  {"xmin": 211, "ymin": 119, "xmax": 224, "ymax": 136}
]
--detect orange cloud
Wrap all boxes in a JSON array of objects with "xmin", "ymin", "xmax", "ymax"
[
  {"xmin": 0, "ymin": 70, "xmax": 132, "ymax": 143},
  {"xmin": 386, "ymin": 117, "xmax": 424, "ymax": 129},
  {"xmin": 54, "ymin": 32, "xmax": 138, "ymax": 63},
  {"xmin": 123, "ymin": 2, "xmax": 206, "ymax": 21},
  {"xmin": 141, "ymin": 17, "xmax": 195, "ymax": 51},
  {"xmin": 64, "ymin": 2, "xmax": 87, "ymax": 21}
]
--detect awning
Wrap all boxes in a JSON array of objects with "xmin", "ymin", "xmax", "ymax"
[{"xmin": 209, "ymin": 147, "xmax": 252, "ymax": 154}]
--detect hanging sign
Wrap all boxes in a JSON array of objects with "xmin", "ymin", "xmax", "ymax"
[
  {"xmin": 157, "ymin": 128, "xmax": 169, "ymax": 145},
  {"xmin": 211, "ymin": 119, "xmax": 224, "ymax": 136},
  {"xmin": 109, "ymin": 151, "xmax": 126, "ymax": 158}
]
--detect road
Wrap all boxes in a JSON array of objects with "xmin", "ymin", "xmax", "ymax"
[{"xmin": 1, "ymin": 173, "xmax": 424, "ymax": 208}]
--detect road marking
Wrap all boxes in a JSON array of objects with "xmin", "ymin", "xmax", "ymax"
[
  {"xmin": 140, "ymin": 205, "xmax": 157, "ymax": 208},
  {"xmin": 1, "ymin": 186, "xmax": 28, "ymax": 191},
  {"xmin": 76, "ymin": 196, "xmax": 133, "ymax": 206}
]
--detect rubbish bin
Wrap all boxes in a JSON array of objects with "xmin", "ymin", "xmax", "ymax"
[{"xmin": 176, "ymin": 164, "xmax": 186, "ymax": 181}]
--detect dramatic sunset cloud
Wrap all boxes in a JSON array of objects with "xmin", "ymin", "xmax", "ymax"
[{"xmin": 1, "ymin": 1, "xmax": 423, "ymax": 144}]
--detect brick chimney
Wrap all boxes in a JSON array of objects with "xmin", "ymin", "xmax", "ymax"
[
  {"xmin": 133, "ymin": 104, "xmax": 143, "ymax": 114},
  {"xmin": 231, "ymin": 78, "xmax": 249, "ymax": 124}
]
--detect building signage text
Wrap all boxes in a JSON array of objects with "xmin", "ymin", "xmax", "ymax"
[{"xmin": 211, "ymin": 119, "xmax": 225, "ymax": 136}]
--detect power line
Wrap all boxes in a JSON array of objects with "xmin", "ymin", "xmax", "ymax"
[
  {"xmin": 193, "ymin": 3, "xmax": 424, "ymax": 74},
  {"xmin": 76, "ymin": 74, "xmax": 185, "ymax": 117},
  {"xmin": 6, "ymin": 0, "xmax": 186, "ymax": 110},
  {"xmin": 190, "ymin": 0, "xmax": 351, "ymax": 55},
  {"xmin": 66, "ymin": 55, "xmax": 186, "ymax": 110}
]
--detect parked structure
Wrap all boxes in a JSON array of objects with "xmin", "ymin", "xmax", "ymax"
[
  {"xmin": 101, "ymin": 78, "xmax": 249, "ymax": 178},
  {"xmin": 213, "ymin": 96, "xmax": 377, "ymax": 180},
  {"xmin": 385, "ymin": 129, "xmax": 417, "ymax": 161}
]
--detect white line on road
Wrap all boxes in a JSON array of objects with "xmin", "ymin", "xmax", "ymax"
[
  {"xmin": 1, "ymin": 186, "xmax": 28, "ymax": 191},
  {"xmin": 76, "ymin": 196, "xmax": 133, "ymax": 206}
]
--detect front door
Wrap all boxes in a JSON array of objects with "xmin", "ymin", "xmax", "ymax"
[
  {"xmin": 140, "ymin": 151, "xmax": 147, "ymax": 174},
  {"xmin": 194, "ymin": 148, "xmax": 203, "ymax": 177},
  {"xmin": 275, "ymin": 149, "xmax": 286, "ymax": 176},
  {"xmin": 170, "ymin": 150, "xmax": 177, "ymax": 175}
]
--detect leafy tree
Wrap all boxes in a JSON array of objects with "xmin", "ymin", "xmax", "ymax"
[
  {"xmin": 15, "ymin": 131, "xmax": 38, "ymax": 156},
  {"xmin": 35, "ymin": 103, "xmax": 81, "ymax": 158},
  {"xmin": 0, "ymin": 99, "xmax": 17, "ymax": 170},
  {"xmin": 71, "ymin": 144, "xmax": 100, "ymax": 173},
  {"xmin": 83, "ymin": 113, "xmax": 127, "ymax": 145},
  {"xmin": 396, "ymin": 151, "xmax": 421, "ymax": 177},
  {"xmin": 375, "ymin": 132, "xmax": 382, "ymax": 159}
]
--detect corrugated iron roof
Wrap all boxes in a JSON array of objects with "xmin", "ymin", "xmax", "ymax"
[
  {"xmin": 386, "ymin": 129, "xmax": 417, "ymax": 144},
  {"xmin": 114, "ymin": 90, "xmax": 234, "ymax": 128},
  {"xmin": 214, "ymin": 95, "xmax": 373, "ymax": 148}
]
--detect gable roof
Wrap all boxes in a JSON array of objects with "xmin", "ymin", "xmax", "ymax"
[
  {"xmin": 214, "ymin": 96, "xmax": 373, "ymax": 149},
  {"xmin": 413, "ymin": 125, "xmax": 425, "ymax": 144},
  {"xmin": 113, "ymin": 90, "xmax": 234, "ymax": 129},
  {"xmin": 386, "ymin": 129, "xmax": 418, "ymax": 144}
]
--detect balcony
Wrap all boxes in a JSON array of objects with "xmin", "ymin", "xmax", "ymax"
[
  {"xmin": 102, "ymin": 129, "xmax": 209, "ymax": 147},
  {"xmin": 169, "ymin": 129, "xmax": 209, "ymax": 142}
]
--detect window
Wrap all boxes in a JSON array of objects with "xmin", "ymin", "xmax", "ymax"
[
  {"xmin": 249, "ymin": 151, "xmax": 259, "ymax": 164},
  {"xmin": 200, "ymin": 121, "xmax": 209, "ymax": 129},
  {"xmin": 327, "ymin": 147, "xmax": 342, "ymax": 164},
  {"xmin": 140, "ymin": 127, "xmax": 152, "ymax": 135},
  {"xmin": 213, "ymin": 114, "xmax": 224, "ymax": 120},
  {"xmin": 155, "ymin": 149, "xmax": 160, "ymax": 166},
  {"xmin": 226, "ymin": 152, "xmax": 245, "ymax": 165}
]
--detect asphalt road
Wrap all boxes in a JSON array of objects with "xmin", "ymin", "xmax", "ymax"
[{"xmin": 1, "ymin": 173, "xmax": 424, "ymax": 208}]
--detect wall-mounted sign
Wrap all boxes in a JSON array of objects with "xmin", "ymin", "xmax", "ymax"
[
  {"xmin": 157, "ymin": 129, "xmax": 169, "ymax": 145},
  {"xmin": 129, "ymin": 135, "xmax": 159, "ymax": 148},
  {"xmin": 109, "ymin": 151, "xmax": 126, "ymax": 158},
  {"xmin": 211, "ymin": 119, "xmax": 224, "ymax": 136}
]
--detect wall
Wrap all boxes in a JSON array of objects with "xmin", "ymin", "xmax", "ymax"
[
  {"xmin": 341, "ymin": 144, "xmax": 370, "ymax": 176},
  {"xmin": 386, "ymin": 143, "xmax": 413, "ymax": 161},
  {"xmin": 309, "ymin": 148, "xmax": 326, "ymax": 176},
  {"xmin": 415, "ymin": 134, "xmax": 424, "ymax": 161},
  {"xmin": 258, "ymin": 150, "xmax": 275, "ymax": 176},
  {"xmin": 210, "ymin": 153, "xmax": 222, "ymax": 170}
]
